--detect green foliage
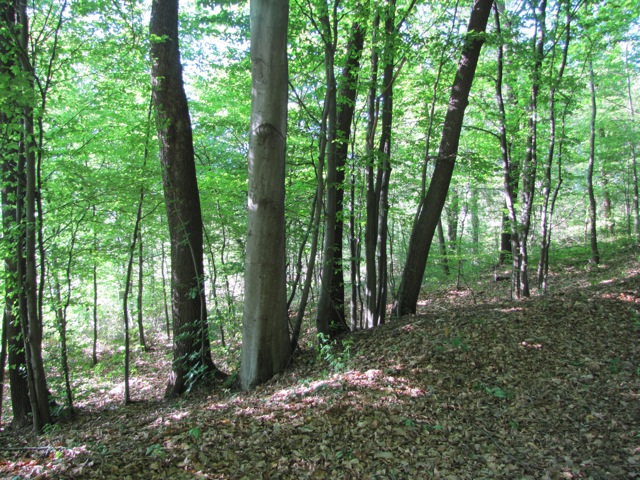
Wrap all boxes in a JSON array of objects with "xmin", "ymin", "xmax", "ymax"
[
  {"xmin": 188, "ymin": 426, "xmax": 202, "ymax": 440},
  {"xmin": 316, "ymin": 334, "xmax": 353, "ymax": 373},
  {"xmin": 145, "ymin": 444, "xmax": 165, "ymax": 458},
  {"xmin": 475, "ymin": 383, "xmax": 513, "ymax": 400}
]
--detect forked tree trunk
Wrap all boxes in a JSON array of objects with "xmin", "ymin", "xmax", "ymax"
[
  {"xmin": 16, "ymin": 0, "xmax": 52, "ymax": 431},
  {"xmin": 538, "ymin": 2, "xmax": 570, "ymax": 292},
  {"xmin": 517, "ymin": 0, "xmax": 546, "ymax": 297},
  {"xmin": 150, "ymin": 0, "xmax": 219, "ymax": 397},
  {"xmin": 0, "ymin": 0, "xmax": 31, "ymax": 427},
  {"xmin": 240, "ymin": 0, "xmax": 291, "ymax": 389},
  {"xmin": 392, "ymin": 0, "xmax": 493, "ymax": 316}
]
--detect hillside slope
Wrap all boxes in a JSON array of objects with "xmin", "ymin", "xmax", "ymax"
[{"xmin": 1, "ymin": 246, "xmax": 639, "ymax": 479}]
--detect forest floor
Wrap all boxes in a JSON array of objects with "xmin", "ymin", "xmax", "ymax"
[{"xmin": 1, "ymin": 244, "xmax": 640, "ymax": 479}]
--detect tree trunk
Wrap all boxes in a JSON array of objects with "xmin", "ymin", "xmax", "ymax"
[
  {"xmin": 137, "ymin": 227, "xmax": 147, "ymax": 351},
  {"xmin": 150, "ymin": 0, "xmax": 219, "ymax": 397},
  {"xmin": 0, "ymin": 309, "xmax": 5, "ymax": 423},
  {"xmin": 329, "ymin": 18, "xmax": 365, "ymax": 335},
  {"xmin": 470, "ymin": 185, "xmax": 479, "ymax": 256},
  {"xmin": 16, "ymin": 0, "xmax": 52, "ymax": 431},
  {"xmin": 160, "ymin": 237, "xmax": 171, "ymax": 340},
  {"xmin": 601, "ymin": 171, "xmax": 613, "ymax": 235},
  {"xmin": 538, "ymin": 3, "xmax": 570, "ymax": 292},
  {"xmin": 392, "ymin": 0, "xmax": 493, "ymax": 316},
  {"xmin": 2, "ymin": 91, "xmax": 32, "ymax": 427},
  {"xmin": 446, "ymin": 188, "xmax": 459, "ymax": 253},
  {"xmin": 374, "ymin": 0, "xmax": 395, "ymax": 327},
  {"xmin": 517, "ymin": 0, "xmax": 546, "ymax": 297},
  {"xmin": 0, "ymin": 0, "xmax": 30, "ymax": 428},
  {"xmin": 315, "ymin": 0, "xmax": 340, "ymax": 339},
  {"xmin": 240, "ymin": 0, "xmax": 291, "ymax": 389},
  {"xmin": 625, "ymin": 47, "xmax": 639, "ymax": 242},
  {"xmin": 587, "ymin": 57, "xmax": 600, "ymax": 264},
  {"xmin": 364, "ymin": 11, "xmax": 380, "ymax": 329},
  {"xmin": 349, "ymin": 159, "xmax": 359, "ymax": 330},
  {"xmin": 436, "ymin": 220, "xmax": 450, "ymax": 275},
  {"xmin": 499, "ymin": 211, "xmax": 512, "ymax": 265}
]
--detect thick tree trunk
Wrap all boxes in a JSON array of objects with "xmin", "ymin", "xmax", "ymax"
[
  {"xmin": 150, "ymin": 0, "xmax": 218, "ymax": 397},
  {"xmin": 240, "ymin": 0, "xmax": 291, "ymax": 389},
  {"xmin": 392, "ymin": 0, "xmax": 493, "ymax": 316}
]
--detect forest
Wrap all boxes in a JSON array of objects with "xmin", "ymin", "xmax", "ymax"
[{"xmin": 1, "ymin": 0, "xmax": 640, "ymax": 477}]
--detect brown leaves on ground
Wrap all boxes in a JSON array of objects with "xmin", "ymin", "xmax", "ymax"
[{"xmin": 1, "ymin": 251, "xmax": 639, "ymax": 479}]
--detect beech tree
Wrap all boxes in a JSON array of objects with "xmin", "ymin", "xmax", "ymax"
[
  {"xmin": 393, "ymin": 0, "xmax": 494, "ymax": 316},
  {"xmin": 240, "ymin": 0, "xmax": 292, "ymax": 389},
  {"xmin": 149, "ymin": 0, "xmax": 221, "ymax": 397}
]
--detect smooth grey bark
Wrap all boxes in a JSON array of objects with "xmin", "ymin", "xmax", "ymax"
[
  {"xmin": 392, "ymin": 0, "xmax": 493, "ymax": 316},
  {"xmin": 240, "ymin": 0, "xmax": 292, "ymax": 390},
  {"xmin": 150, "ymin": 0, "xmax": 219, "ymax": 397}
]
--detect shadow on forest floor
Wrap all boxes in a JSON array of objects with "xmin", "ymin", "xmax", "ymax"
[{"xmin": 1, "ymin": 243, "xmax": 640, "ymax": 479}]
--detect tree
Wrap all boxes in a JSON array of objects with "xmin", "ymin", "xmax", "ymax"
[
  {"xmin": 149, "ymin": 0, "xmax": 221, "ymax": 397},
  {"xmin": 12, "ymin": 0, "xmax": 60, "ymax": 432},
  {"xmin": 393, "ymin": 0, "xmax": 494, "ymax": 316},
  {"xmin": 240, "ymin": 0, "xmax": 292, "ymax": 390},
  {"xmin": 315, "ymin": 0, "xmax": 363, "ymax": 338},
  {"xmin": 586, "ymin": 55, "xmax": 600, "ymax": 264}
]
